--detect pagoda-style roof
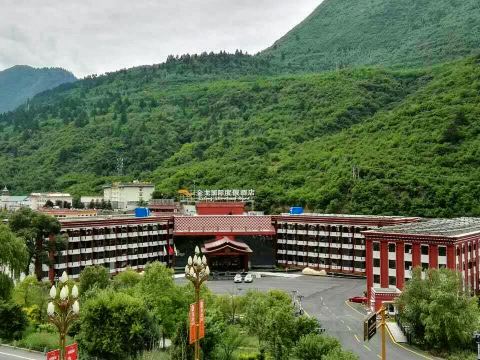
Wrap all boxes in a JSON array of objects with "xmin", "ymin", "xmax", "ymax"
[{"xmin": 201, "ymin": 236, "xmax": 252, "ymax": 256}]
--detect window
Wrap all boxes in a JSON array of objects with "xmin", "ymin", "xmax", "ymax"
[
  {"xmin": 405, "ymin": 244, "xmax": 412, "ymax": 254},
  {"xmin": 374, "ymin": 275, "xmax": 380, "ymax": 284},
  {"xmin": 389, "ymin": 260, "xmax": 396, "ymax": 269},
  {"xmin": 388, "ymin": 243, "xmax": 395, "ymax": 252},
  {"xmin": 373, "ymin": 242, "xmax": 380, "ymax": 251},
  {"xmin": 422, "ymin": 262, "xmax": 429, "ymax": 270},
  {"xmin": 421, "ymin": 245, "xmax": 429, "ymax": 255},
  {"xmin": 439, "ymin": 246, "xmax": 446, "ymax": 257},
  {"xmin": 374, "ymin": 258, "xmax": 380, "ymax": 267},
  {"xmin": 405, "ymin": 261, "xmax": 412, "ymax": 270},
  {"xmin": 389, "ymin": 276, "xmax": 396, "ymax": 286}
]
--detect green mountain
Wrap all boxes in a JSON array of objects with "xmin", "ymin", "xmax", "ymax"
[
  {"xmin": 262, "ymin": 0, "xmax": 480, "ymax": 72},
  {"xmin": 0, "ymin": 52, "xmax": 479, "ymax": 217},
  {"xmin": 0, "ymin": 65, "xmax": 76, "ymax": 113}
]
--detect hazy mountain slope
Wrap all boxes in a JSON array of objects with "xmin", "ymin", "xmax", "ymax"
[
  {"xmin": 1, "ymin": 52, "xmax": 480, "ymax": 216},
  {"xmin": 261, "ymin": 0, "xmax": 480, "ymax": 72},
  {"xmin": 0, "ymin": 65, "xmax": 77, "ymax": 113}
]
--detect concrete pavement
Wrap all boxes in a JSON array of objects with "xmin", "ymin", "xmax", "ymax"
[{"xmin": 0, "ymin": 346, "xmax": 43, "ymax": 360}]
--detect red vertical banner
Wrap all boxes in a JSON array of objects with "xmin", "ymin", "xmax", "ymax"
[
  {"xmin": 65, "ymin": 343, "xmax": 78, "ymax": 360},
  {"xmin": 198, "ymin": 299, "xmax": 205, "ymax": 339},
  {"xmin": 46, "ymin": 349, "xmax": 60, "ymax": 360},
  {"xmin": 189, "ymin": 303, "xmax": 197, "ymax": 344}
]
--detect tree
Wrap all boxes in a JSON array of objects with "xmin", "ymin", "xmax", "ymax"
[
  {"xmin": 88, "ymin": 199, "xmax": 95, "ymax": 209},
  {"xmin": 44, "ymin": 200, "xmax": 54, "ymax": 208},
  {"xmin": 79, "ymin": 265, "xmax": 110, "ymax": 295},
  {"xmin": 12, "ymin": 275, "xmax": 50, "ymax": 325},
  {"xmin": 294, "ymin": 334, "xmax": 343, "ymax": 360},
  {"xmin": 0, "ymin": 273, "xmax": 14, "ymax": 301},
  {"xmin": 214, "ymin": 325, "xmax": 247, "ymax": 360},
  {"xmin": 397, "ymin": 267, "xmax": 479, "ymax": 352},
  {"xmin": 0, "ymin": 300, "xmax": 28, "ymax": 340},
  {"xmin": 9, "ymin": 208, "xmax": 61, "ymax": 280},
  {"xmin": 78, "ymin": 289, "xmax": 156, "ymax": 360},
  {"xmin": 323, "ymin": 348, "xmax": 359, "ymax": 360},
  {"xmin": 139, "ymin": 262, "xmax": 190, "ymax": 339},
  {"xmin": 113, "ymin": 268, "xmax": 141, "ymax": 291},
  {"xmin": 0, "ymin": 224, "xmax": 28, "ymax": 277}
]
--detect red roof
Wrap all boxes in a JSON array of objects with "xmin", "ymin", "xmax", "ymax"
[
  {"xmin": 201, "ymin": 236, "xmax": 252, "ymax": 254},
  {"xmin": 174, "ymin": 215, "xmax": 275, "ymax": 236}
]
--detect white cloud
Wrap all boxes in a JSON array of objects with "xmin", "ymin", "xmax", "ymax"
[{"xmin": 0, "ymin": 0, "xmax": 322, "ymax": 77}]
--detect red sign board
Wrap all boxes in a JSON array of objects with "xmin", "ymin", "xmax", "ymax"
[
  {"xmin": 46, "ymin": 349, "xmax": 60, "ymax": 360},
  {"xmin": 189, "ymin": 303, "xmax": 197, "ymax": 344},
  {"xmin": 65, "ymin": 343, "xmax": 78, "ymax": 360},
  {"xmin": 198, "ymin": 299, "xmax": 205, "ymax": 340}
]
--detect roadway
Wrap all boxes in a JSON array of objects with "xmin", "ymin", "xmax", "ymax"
[
  {"xmin": 0, "ymin": 346, "xmax": 43, "ymax": 360},
  {"xmin": 202, "ymin": 275, "xmax": 433, "ymax": 360}
]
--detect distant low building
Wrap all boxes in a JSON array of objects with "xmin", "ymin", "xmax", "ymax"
[
  {"xmin": 29, "ymin": 192, "xmax": 73, "ymax": 210},
  {"xmin": 39, "ymin": 208, "xmax": 98, "ymax": 219},
  {"xmin": 0, "ymin": 186, "xmax": 29, "ymax": 211},
  {"xmin": 103, "ymin": 181, "xmax": 154, "ymax": 210}
]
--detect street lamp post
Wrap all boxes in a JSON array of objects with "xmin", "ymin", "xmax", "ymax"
[
  {"xmin": 185, "ymin": 246, "xmax": 210, "ymax": 360},
  {"xmin": 47, "ymin": 271, "xmax": 80, "ymax": 360}
]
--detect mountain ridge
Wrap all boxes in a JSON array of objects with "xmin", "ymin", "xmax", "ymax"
[{"xmin": 0, "ymin": 65, "xmax": 77, "ymax": 113}]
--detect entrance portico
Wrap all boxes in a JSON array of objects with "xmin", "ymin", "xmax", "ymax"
[{"xmin": 201, "ymin": 236, "xmax": 253, "ymax": 272}]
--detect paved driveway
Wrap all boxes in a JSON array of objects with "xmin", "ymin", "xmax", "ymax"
[{"xmin": 201, "ymin": 275, "xmax": 432, "ymax": 360}]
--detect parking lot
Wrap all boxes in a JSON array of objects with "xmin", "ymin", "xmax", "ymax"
[{"xmin": 178, "ymin": 274, "xmax": 431, "ymax": 360}]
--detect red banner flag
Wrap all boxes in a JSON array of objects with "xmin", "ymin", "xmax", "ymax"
[
  {"xmin": 189, "ymin": 303, "xmax": 197, "ymax": 344},
  {"xmin": 46, "ymin": 349, "xmax": 60, "ymax": 360},
  {"xmin": 198, "ymin": 299, "xmax": 205, "ymax": 339},
  {"xmin": 65, "ymin": 343, "xmax": 78, "ymax": 360}
]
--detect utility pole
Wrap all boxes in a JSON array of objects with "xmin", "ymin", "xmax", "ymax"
[{"xmin": 380, "ymin": 306, "xmax": 387, "ymax": 360}]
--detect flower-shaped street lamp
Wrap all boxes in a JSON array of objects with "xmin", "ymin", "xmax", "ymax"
[
  {"xmin": 185, "ymin": 246, "xmax": 210, "ymax": 360},
  {"xmin": 47, "ymin": 271, "xmax": 80, "ymax": 360}
]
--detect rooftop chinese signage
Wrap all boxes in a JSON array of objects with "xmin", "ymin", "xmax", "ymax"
[{"xmin": 195, "ymin": 189, "xmax": 255, "ymax": 202}]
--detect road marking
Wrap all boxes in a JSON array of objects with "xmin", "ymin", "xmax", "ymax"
[
  {"xmin": 340, "ymin": 319, "xmax": 345, "ymax": 324},
  {"xmin": 377, "ymin": 354, "xmax": 382, "ymax": 359},
  {"xmin": 354, "ymin": 334, "xmax": 360, "ymax": 343},
  {"xmin": 363, "ymin": 345, "xmax": 372, "ymax": 351},
  {"xmin": 347, "ymin": 325, "xmax": 352, "ymax": 331},
  {"xmin": 0, "ymin": 351, "xmax": 38, "ymax": 360},
  {"xmin": 385, "ymin": 323, "xmax": 434, "ymax": 359},
  {"xmin": 344, "ymin": 300, "xmax": 365, "ymax": 317}
]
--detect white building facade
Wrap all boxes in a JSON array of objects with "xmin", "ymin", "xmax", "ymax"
[{"xmin": 103, "ymin": 182, "xmax": 154, "ymax": 210}]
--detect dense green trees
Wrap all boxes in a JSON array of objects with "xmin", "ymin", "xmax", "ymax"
[
  {"xmin": 262, "ymin": 0, "xmax": 480, "ymax": 72},
  {"xmin": 78, "ymin": 289, "xmax": 156, "ymax": 360},
  {"xmin": 8, "ymin": 208, "xmax": 62, "ymax": 279},
  {"xmin": 1, "ymin": 55, "xmax": 480, "ymax": 216},
  {"xmin": 78, "ymin": 264, "xmax": 110, "ymax": 295},
  {"xmin": 396, "ymin": 267, "xmax": 479, "ymax": 354},
  {"xmin": 0, "ymin": 224, "xmax": 28, "ymax": 277}
]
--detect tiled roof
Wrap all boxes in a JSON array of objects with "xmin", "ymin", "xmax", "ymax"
[
  {"xmin": 366, "ymin": 218, "xmax": 480, "ymax": 237},
  {"xmin": 174, "ymin": 215, "xmax": 275, "ymax": 235}
]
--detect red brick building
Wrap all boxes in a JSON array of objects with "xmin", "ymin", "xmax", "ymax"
[{"xmin": 363, "ymin": 218, "xmax": 480, "ymax": 310}]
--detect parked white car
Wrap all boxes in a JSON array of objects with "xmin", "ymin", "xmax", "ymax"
[
  {"xmin": 244, "ymin": 273, "xmax": 253, "ymax": 283},
  {"xmin": 234, "ymin": 274, "xmax": 243, "ymax": 283}
]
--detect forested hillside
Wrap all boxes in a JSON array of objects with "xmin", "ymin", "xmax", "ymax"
[
  {"xmin": 0, "ymin": 65, "xmax": 76, "ymax": 113},
  {"xmin": 0, "ymin": 51, "xmax": 479, "ymax": 217},
  {"xmin": 262, "ymin": 0, "xmax": 480, "ymax": 72}
]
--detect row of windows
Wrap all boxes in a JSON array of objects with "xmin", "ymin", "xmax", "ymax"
[
  {"xmin": 373, "ymin": 242, "xmax": 447, "ymax": 256},
  {"xmin": 65, "ymin": 224, "xmax": 171, "ymax": 237},
  {"xmin": 279, "ymin": 235, "xmax": 365, "ymax": 245}
]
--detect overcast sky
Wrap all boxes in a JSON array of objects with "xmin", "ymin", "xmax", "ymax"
[{"xmin": 0, "ymin": 0, "xmax": 322, "ymax": 78}]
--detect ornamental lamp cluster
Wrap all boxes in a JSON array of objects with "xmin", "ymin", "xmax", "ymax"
[
  {"xmin": 47, "ymin": 271, "xmax": 80, "ymax": 317},
  {"xmin": 185, "ymin": 246, "xmax": 210, "ymax": 281}
]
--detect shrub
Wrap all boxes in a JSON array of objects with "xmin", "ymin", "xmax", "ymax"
[
  {"xmin": 0, "ymin": 300, "xmax": 28, "ymax": 341},
  {"xmin": 17, "ymin": 331, "xmax": 62, "ymax": 352}
]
